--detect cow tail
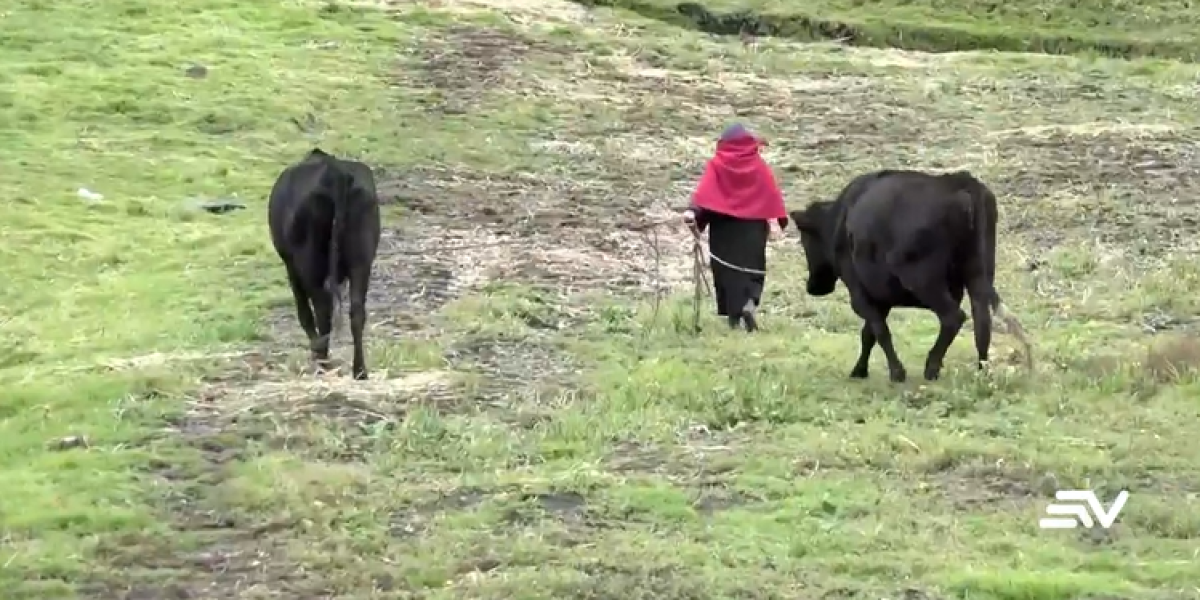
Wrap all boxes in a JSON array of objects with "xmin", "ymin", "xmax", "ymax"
[
  {"xmin": 326, "ymin": 168, "xmax": 348, "ymax": 336},
  {"xmin": 973, "ymin": 187, "xmax": 1033, "ymax": 368},
  {"xmin": 968, "ymin": 189, "xmax": 1000, "ymax": 313}
]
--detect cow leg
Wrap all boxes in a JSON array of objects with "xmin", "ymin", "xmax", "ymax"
[
  {"xmin": 309, "ymin": 287, "xmax": 334, "ymax": 363},
  {"xmin": 846, "ymin": 289, "xmax": 905, "ymax": 382},
  {"xmin": 284, "ymin": 263, "xmax": 319, "ymax": 348},
  {"xmin": 905, "ymin": 283, "xmax": 966, "ymax": 381},
  {"xmin": 966, "ymin": 277, "xmax": 993, "ymax": 368},
  {"xmin": 348, "ymin": 265, "xmax": 371, "ymax": 380},
  {"xmin": 850, "ymin": 306, "xmax": 890, "ymax": 378},
  {"xmin": 925, "ymin": 303, "xmax": 967, "ymax": 381}
]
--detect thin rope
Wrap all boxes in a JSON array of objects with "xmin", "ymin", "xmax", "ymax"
[{"xmin": 687, "ymin": 226, "xmax": 769, "ymax": 276}]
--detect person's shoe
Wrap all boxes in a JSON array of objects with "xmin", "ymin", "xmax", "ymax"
[
  {"xmin": 741, "ymin": 299, "xmax": 759, "ymax": 332},
  {"xmin": 743, "ymin": 313, "xmax": 758, "ymax": 332}
]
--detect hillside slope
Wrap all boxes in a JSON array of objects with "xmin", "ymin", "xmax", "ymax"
[{"xmin": 574, "ymin": 0, "xmax": 1200, "ymax": 60}]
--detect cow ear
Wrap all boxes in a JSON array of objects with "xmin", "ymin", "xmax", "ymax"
[{"xmin": 789, "ymin": 209, "xmax": 816, "ymax": 233}]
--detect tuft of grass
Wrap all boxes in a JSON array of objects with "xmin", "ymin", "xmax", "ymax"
[
  {"xmin": 3, "ymin": 0, "xmax": 1200, "ymax": 598},
  {"xmin": 1144, "ymin": 334, "xmax": 1200, "ymax": 383}
]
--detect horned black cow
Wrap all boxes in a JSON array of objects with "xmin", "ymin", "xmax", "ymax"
[
  {"xmin": 268, "ymin": 148, "xmax": 381, "ymax": 380},
  {"xmin": 790, "ymin": 169, "xmax": 1023, "ymax": 383}
]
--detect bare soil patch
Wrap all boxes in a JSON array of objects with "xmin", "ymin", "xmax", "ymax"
[
  {"xmin": 364, "ymin": 219, "xmax": 692, "ymax": 329},
  {"xmin": 221, "ymin": 370, "xmax": 466, "ymax": 460},
  {"xmin": 605, "ymin": 440, "xmax": 675, "ymax": 473},
  {"xmin": 82, "ymin": 351, "xmax": 302, "ymax": 599},
  {"xmin": 690, "ymin": 480, "xmax": 761, "ymax": 514},
  {"xmin": 562, "ymin": 55, "xmax": 930, "ymax": 168},
  {"xmin": 923, "ymin": 455, "xmax": 1046, "ymax": 510},
  {"xmin": 376, "ymin": 164, "xmax": 655, "ymax": 228},
  {"xmin": 448, "ymin": 333, "xmax": 578, "ymax": 401},
  {"xmin": 991, "ymin": 129, "xmax": 1200, "ymax": 246},
  {"xmin": 995, "ymin": 129, "xmax": 1199, "ymax": 195},
  {"xmin": 390, "ymin": 487, "xmax": 492, "ymax": 538},
  {"xmin": 501, "ymin": 491, "xmax": 591, "ymax": 525},
  {"xmin": 601, "ymin": 431, "xmax": 756, "ymax": 495},
  {"xmin": 318, "ymin": 159, "xmax": 698, "ymax": 348},
  {"xmin": 411, "ymin": 25, "xmax": 568, "ymax": 114},
  {"xmin": 408, "ymin": 0, "xmax": 596, "ymax": 23}
]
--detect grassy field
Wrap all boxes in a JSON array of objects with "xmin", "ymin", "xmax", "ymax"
[
  {"xmin": 576, "ymin": 0, "xmax": 1200, "ymax": 59},
  {"xmin": 3, "ymin": 0, "xmax": 1200, "ymax": 597}
]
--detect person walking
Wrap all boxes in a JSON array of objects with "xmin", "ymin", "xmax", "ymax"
[{"xmin": 683, "ymin": 123, "xmax": 788, "ymax": 332}]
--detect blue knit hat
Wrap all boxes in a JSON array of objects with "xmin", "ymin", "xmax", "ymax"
[{"xmin": 719, "ymin": 122, "xmax": 752, "ymax": 141}]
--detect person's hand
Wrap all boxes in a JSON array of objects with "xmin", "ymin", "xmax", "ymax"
[
  {"xmin": 768, "ymin": 221, "xmax": 783, "ymax": 241},
  {"xmin": 683, "ymin": 210, "xmax": 700, "ymax": 234}
]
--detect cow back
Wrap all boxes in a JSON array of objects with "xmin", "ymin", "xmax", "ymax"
[{"xmin": 842, "ymin": 170, "xmax": 992, "ymax": 264}]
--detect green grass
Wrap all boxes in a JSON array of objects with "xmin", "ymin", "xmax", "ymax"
[
  {"xmin": 0, "ymin": 0, "xmax": 411, "ymax": 595},
  {"xmin": 4, "ymin": 0, "xmax": 1200, "ymax": 598},
  {"xmin": 573, "ymin": 0, "xmax": 1200, "ymax": 60}
]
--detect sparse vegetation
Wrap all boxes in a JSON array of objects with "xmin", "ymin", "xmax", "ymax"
[
  {"xmin": 3, "ymin": 0, "xmax": 1200, "ymax": 598},
  {"xmin": 576, "ymin": 0, "xmax": 1200, "ymax": 59}
]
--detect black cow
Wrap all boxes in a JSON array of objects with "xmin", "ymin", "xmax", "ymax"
[
  {"xmin": 268, "ymin": 148, "xmax": 381, "ymax": 380},
  {"xmin": 790, "ymin": 169, "xmax": 1022, "ymax": 383}
]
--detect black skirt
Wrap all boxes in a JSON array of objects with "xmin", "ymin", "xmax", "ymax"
[{"xmin": 698, "ymin": 210, "xmax": 768, "ymax": 319}]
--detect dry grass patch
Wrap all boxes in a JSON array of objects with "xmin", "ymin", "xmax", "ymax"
[
  {"xmin": 374, "ymin": 0, "xmax": 596, "ymax": 23},
  {"xmin": 1144, "ymin": 333, "xmax": 1200, "ymax": 383},
  {"xmin": 991, "ymin": 128, "xmax": 1200, "ymax": 205},
  {"xmin": 413, "ymin": 24, "xmax": 570, "ymax": 114}
]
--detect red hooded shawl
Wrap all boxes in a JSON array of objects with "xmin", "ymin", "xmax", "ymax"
[{"xmin": 691, "ymin": 134, "xmax": 787, "ymax": 221}]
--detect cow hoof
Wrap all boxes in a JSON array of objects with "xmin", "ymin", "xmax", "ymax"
[
  {"xmin": 924, "ymin": 366, "xmax": 942, "ymax": 381},
  {"xmin": 353, "ymin": 370, "xmax": 368, "ymax": 381},
  {"xmin": 849, "ymin": 367, "xmax": 869, "ymax": 379},
  {"xmin": 889, "ymin": 369, "xmax": 907, "ymax": 383}
]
